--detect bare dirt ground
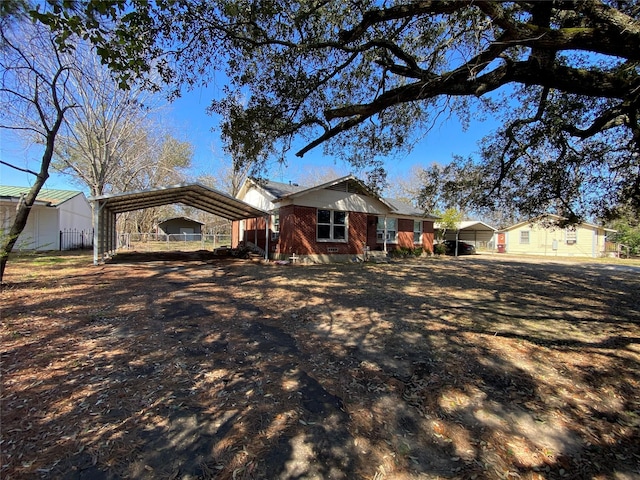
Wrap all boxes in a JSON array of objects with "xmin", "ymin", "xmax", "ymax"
[{"xmin": 1, "ymin": 251, "xmax": 639, "ymax": 480}]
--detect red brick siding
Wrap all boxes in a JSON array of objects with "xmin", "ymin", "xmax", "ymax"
[
  {"xmin": 278, "ymin": 206, "xmax": 367, "ymax": 255},
  {"xmin": 232, "ymin": 217, "xmax": 272, "ymax": 251},
  {"xmin": 231, "ymin": 220, "xmax": 240, "ymax": 248},
  {"xmin": 422, "ymin": 220, "xmax": 434, "ymax": 252},
  {"xmin": 367, "ymin": 215, "xmax": 378, "ymax": 249},
  {"xmin": 397, "ymin": 219, "xmax": 415, "ymax": 249},
  {"xmin": 347, "ymin": 212, "xmax": 368, "ymax": 254},
  {"xmin": 243, "ymin": 217, "xmax": 267, "ymax": 250},
  {"xmin": 369, "ymin": 217, "xmax": 435, "ymax": 253},
  {"xmin": 278, "ymin": 205, "xmax": 314, "ymax": 254},
  {"xmin": 235, "ymin": 209, "xmax": 436, "ymax": 256}
]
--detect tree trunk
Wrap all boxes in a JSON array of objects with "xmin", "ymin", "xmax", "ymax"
[
  {"xmin": 0, "ymin": 124, "xmax": 60, "ymax": 282},
  {"xmin": 0, "ymin": 179, "xmax": 47, "ymax": 281}
]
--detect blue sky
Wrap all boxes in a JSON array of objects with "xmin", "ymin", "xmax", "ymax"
[
  {"xmin": 170, "ymin": 88, "xmax": 498, "ymax": 188},
  {"xmin": 0, "ymin": 87, "xmax": 497, "ymax": 193}
]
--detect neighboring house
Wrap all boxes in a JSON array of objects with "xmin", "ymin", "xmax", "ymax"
[
  {"xmin": 435, "ymin": 220, "xmax": 497, "ymax": 249},
  {"xmin": 497, "ymin": 214, "xmax": 616, "ymax": 258},
  {"xmin": 233, "ymin": 175, "xmax": 438, "ymax": 262},
  {"xmin": 0, "ymin": 186, "xmax": 92, "ymax": 250},
  {"xmin": 157, "ymin": 217, "xmax": 204, "ymax": 238}
]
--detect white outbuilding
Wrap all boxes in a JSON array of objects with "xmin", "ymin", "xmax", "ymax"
[{"xmin": 0, "ymin": 186, "xmax": 93, "ymax": 251}]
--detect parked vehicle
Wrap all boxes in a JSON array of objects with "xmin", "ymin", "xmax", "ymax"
[{"xmin": 438, "ymin": 240, "xmax": 476, "ymax": 255}]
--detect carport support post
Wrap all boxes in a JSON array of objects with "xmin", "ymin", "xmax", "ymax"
[
  {"xmin": 108, "ymin": 210, "xmax": 116, "ymax": 257},
  {"xmin": 92, "ymin": 200, "xmax": 104, "ymax": 265}
]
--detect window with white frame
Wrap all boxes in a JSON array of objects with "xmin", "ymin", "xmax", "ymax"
[
  {"xmin": 376, "ymin": 217, "xmax": 397, "ymax": 243},
  {"xmin": 271, "ymin": 213, "xmax": 280, "ymax": 240},
  {"xmin": 520, "ymin": 230, "xmax": 530, "ymax": 244},
  {"xmin": 565, "ymin": 227, "xmax": 577, "ymax": 244},
  {"xmin": 413, "ymin": 220, "xmax": 422, "ymax": 244},
  {"xmin": 317, "ymin": 209, "xmax": 347, "ymax": 241}
]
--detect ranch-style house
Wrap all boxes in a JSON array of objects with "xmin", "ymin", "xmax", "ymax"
[{"xmin": 232, "ymin": 175, "xmax": 438, "ymax": 263}]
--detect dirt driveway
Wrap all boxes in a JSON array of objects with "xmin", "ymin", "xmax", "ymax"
[{"xmin": 1, "ymin": 252, "xmax": 639, "ymax": 479}]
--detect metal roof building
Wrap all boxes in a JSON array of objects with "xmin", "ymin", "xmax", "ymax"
[
  {"xmin": 89, "ymin": 183, "xmax": 268, "ymax": 264},
  {"xmin": 0, "ymin": 186, "xmax": 84, "ymax": 206},
  {"xmin": 1, "ymin": 186, "xmax": 92, "ymax": 251}
]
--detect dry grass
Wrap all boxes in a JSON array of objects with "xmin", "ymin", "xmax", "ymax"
[{"xmin": 1, "ymin": 251, "xmax": 639, "ymax": 479}]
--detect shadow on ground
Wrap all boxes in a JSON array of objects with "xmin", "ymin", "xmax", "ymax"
[{"xmin": 2, "ymin": 254, "xmax": 639, "ymax": 479}]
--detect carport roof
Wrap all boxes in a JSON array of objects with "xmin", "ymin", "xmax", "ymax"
[
  {"xmin": 89, "ymin": 183, "xmax": 268, "ymax": 220},
  {"xmin": 434, "ymin": 220, "xmax": 497, "ymax": 231}
]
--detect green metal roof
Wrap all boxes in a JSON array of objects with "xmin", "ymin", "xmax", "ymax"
[{"xmin": 0, "ymin": 186, "xmax": 83, "ymax": 206}]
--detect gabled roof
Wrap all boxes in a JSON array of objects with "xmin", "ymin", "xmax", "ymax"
[
  {"xmin": 503, "ymin": 214, "xmax": 616, "ymax": 233},
  {"xmin": 90, "ymin": 183, "xmax": 268, "ymax": 220},
  {"xmin": 258, "ymin": 179, "xmax": 308, "ymax": 198},
  {"xmin": 271, "ymin": 175, "xmax": 403, "ymax": 212},
  {"xmin": 237, "ymin": 177, "xmax": 307, "ymax": 201},
  {"xmin": 274, "ymin": 175, "xmax": 385, "ymax": 202},
  {"xmin": 241, "ymin": 175, "xmax": 438, "ymax": 218},
  {"xmin": 383, "ymin": 198, "xmax": 439, "ymax": 219},
  {"xmin": 0, "ymin": 185, "xmax": 84, "ymax": 207},
  {"xmin": 158, "ymin": 216, "xmax": 205, "ymax": 225}
]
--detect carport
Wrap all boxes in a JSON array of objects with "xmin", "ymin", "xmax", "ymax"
[
  {"xmin": 436, "ymin": 220, "xmax": 497, "ymax": 248},
  {"xmin": 89, "ymin": 184, "xmax": 269, "ymax": 265}
]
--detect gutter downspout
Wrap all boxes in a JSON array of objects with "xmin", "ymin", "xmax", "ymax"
[{"xmin": 264, "ymin": 215, "xmax": 269, "ymax": 261}]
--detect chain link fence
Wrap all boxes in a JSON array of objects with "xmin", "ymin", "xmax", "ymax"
[{"xmin": 117, "ymin": 232, "xmax": 232, "ymax": 252}]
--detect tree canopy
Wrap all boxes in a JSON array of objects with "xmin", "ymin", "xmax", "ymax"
[{"xmin": 32, "ymin": 0, "xmax": 640, "ymax": 221}]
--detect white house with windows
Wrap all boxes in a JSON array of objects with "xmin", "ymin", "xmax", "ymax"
[
  {"xmin": 232, "ymin": 175, "xmax": 438, "ymax": 262},
  {"xmin": 497, "ymin": 214, "xmax": 615, "ymax": 258}
]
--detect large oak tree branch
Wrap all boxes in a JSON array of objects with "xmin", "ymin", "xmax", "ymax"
[
  {"xmin": 299, "ymin": 60, "xmax": 636, "ymax": 157},
  {"xmin": 339, "ymin": 1, "xmax": 464, "ymax": 43},
  {"xmin": 325, "ymin": 60, "xmax": 633, "ymax": 122}
]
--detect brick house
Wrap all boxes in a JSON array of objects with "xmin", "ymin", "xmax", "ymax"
[{"xmin": 232, "ymin": 175, "xmax": 438, "ymax": 262}]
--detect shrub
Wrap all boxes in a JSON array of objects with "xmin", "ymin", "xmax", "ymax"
[
  {"xmin": 390, "ymin": 246, "xmax": 426, "ymax": 258},
  {"xmin": 434, "ymin": 243, "xmax": 447, "ymax": 255}
]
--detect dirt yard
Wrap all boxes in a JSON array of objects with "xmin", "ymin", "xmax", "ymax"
[{"xmin": 1, "ymin": 251, "xmax": 639, "ymax": 480}]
